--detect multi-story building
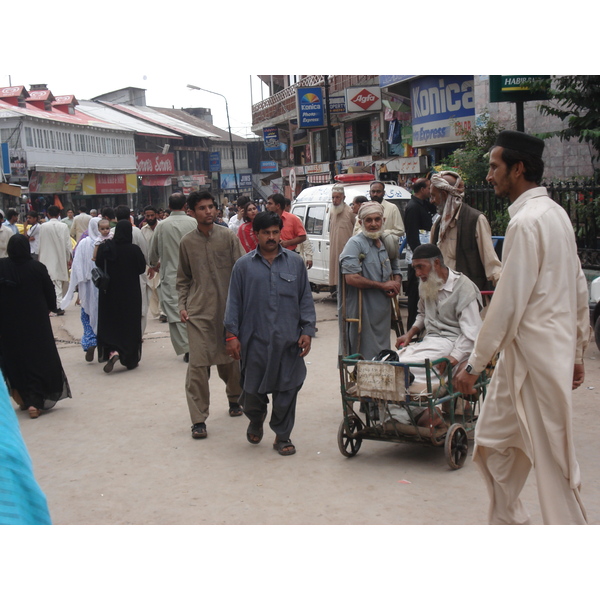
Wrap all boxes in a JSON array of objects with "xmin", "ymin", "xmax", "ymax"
[{"xmin": 251, "ymin": 75, "xmax": 595, "ymax": 199}]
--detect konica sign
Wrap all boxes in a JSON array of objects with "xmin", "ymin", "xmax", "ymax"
[
  {"xmin": 296, "ymin": 87, "xmax": 325, "ymax": 128},
  {"xmin": 410, "ymin": 76, "xmax": 475, "ymax": 147}
]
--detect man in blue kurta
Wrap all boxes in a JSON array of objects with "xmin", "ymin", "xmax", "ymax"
[
  {"xmin": 338, "ymin": 201, "xmax": 402, "ymax": 360},
  {"xmin": 224, "ymin": 211, "xmax": 316, "ymax": 456}
]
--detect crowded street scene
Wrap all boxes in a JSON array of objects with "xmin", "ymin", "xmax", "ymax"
[{"xmin": 1, "ymin": 63, "xmax": 598, "ymax": 597}]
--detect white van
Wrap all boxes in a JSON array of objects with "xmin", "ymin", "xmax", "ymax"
[{"xmin": 292, "ymin": 176, "xmax": 412, "ymax": 292}]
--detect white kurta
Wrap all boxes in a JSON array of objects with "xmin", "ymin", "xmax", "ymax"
[
  {"xmin": 468, "ymin": 187, "xmax": 589, "ymax": 524},
  {"xmin": 38, "ymin": 219, "xmax": 72, "ymax": 282},
  {"xmin": 0, "ymin": 226, "xmax": 15, "ymax": 258}
]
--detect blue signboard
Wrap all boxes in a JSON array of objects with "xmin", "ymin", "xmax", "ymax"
[
  {"xmin": 296, "ymin": 86, "xmax": 325, "ymax": 128},
  {"xmin": 1, "ymin": 143, "xmax": 9, "ymax": 176},
  {"xmin": 209, "ymin": 152, "xmax": 221, "ymax": 172},
  {"xmin": 379, "ymin": 75, "xmax": 417, "ymax": 87},
  {"xmin": 220, "ymin": 172, "xmax": 253, "ymax": 190},
  {"xmin": 263, "ymin": 127, "xmax": 280, "ymax": 151},
  {"xmin": 410, "ymin": 76, "xmax": 475, "ymax": 147},
  {"xmin": 261, "ymin": 161, "xmax": 278, "ymax": 173}
]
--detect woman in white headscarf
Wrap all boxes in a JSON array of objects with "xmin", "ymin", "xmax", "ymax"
[{"xmin": 61, "ymin": 216, "xmax": 103, "ymax": 362}]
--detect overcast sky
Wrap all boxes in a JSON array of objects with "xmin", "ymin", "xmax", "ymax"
[{"xmin": 4, "ymin": 2, "xmax": 586, "ymax": 141}]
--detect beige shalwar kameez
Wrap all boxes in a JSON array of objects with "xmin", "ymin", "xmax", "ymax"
[
  {"xmin": 38, "ymin": 218, "xmax": 72, "ymax": 305},
  {"xmin": 468, "ymin": 187, "xmax": 589, "ymax": 525},
  {"xmin": 177, "ymin": 225, "xmax": 245, "ymax": 425},
  {"xmin": 329, "ymin": 203, "xmax": 355, "ymax": 286},
  {"xmin": 149, "ymin": 211, "xmax": 197, "ymax": 355}
]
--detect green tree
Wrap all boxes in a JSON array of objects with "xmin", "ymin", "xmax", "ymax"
[
  {"xmin": 532, "ymin": 76, "xmax": 600, "ymax": 172},
  {"xmin": 436, "ymin": 113, "xmax": 502, "ymax": 184}
]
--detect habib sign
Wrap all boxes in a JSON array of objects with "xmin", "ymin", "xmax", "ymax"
[
  {"xmin": 136, "ymin": 152, "xmax": 175, "ymax": 175},
  {"xmin": 346, "ymin": 86, "xmax": 382, "ymax": 112}
]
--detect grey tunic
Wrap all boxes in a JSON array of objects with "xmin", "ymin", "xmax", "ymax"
[
  {"xmin": 224, "ymin": 245, "xmax": 316, "ymax": 395},
  {"xmin": 338, "ymin": 232, "xmax": 401, "ymax": 360}
]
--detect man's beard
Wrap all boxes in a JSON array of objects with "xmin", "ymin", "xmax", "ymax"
[
  {"xmin": 361, "ymin": 224, "xmax": 382, "ymax": 240},
  {"xmin": 436, "ymin": 197, "xmax": 446, "ymax": 215},
  {"xmin": 419, "ymin": 269, "xmax": 445, "ymax": 301},
  {"xmin": 331, "ymin": 202, "xmax": 344, "ymax": 215}
]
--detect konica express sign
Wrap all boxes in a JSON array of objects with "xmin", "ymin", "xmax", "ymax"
[
  {"xmin": 410, "ymin": 76, "xmax": 475, "ymax": 147},
  {"xmin": 296, "ymin": 87, "xmax": 325, "ymax": 128}
]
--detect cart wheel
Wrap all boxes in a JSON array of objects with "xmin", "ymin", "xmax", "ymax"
[
  {"xmin": 444, "ymin": 423, "xmax": 468, "ymax": 470},
  {"xmin": 338, "ymin": 416, "xmax": 363, "ymax": 457}
]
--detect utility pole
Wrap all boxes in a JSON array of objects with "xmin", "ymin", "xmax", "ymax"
[{"xmin": 324, "ymin": 75, "xmax": 336, "ymax": 183}]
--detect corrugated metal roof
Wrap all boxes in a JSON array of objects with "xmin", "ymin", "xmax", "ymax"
[
  {"xmin": 76, "ymin": 101, "xmax": 182, "ymax": 139},
  {"xmin": 100, "ymin": 101, "xmax": 218, "ymax": 139},
  {"xmin": 0, "ymin": 98, "xmax": 133, "ymax": 133}
]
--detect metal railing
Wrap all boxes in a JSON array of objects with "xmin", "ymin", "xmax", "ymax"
[{"xmin": 465, "ymin": 180, "xmax": 600, "ymax": 269}]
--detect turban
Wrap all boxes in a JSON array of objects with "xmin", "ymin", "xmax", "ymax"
[
  {"xmin": 412, "ymin": 243, "xmax": 442, "ymax": 260},
  {"xmin": 358, "ymin": 201, "xmax": 384, "ymax": 221},
  {"xmin": 494, "ymin": 130, "xmax": 544, "ymax": 158},
  {"xmin": 430, "ymin": 171, "xmax": 465, "ymax": 244}
]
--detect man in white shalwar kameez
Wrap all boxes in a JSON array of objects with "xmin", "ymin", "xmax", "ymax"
[
  {"xmin": 456, "ymin": 131, "xmax": 589, "ymax": 525},
  {"xmin": 38, "ymin": 205, "xmax": 72, "ymax": 312}
]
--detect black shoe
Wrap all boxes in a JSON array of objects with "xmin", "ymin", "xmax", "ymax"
[
  {"xmin": 85, "ymin": 346, "xmax": 96, "ymax": 362},
  {"xmin": 159, "ymin": 314, "xmax": 167, "ymax": 323},
  {"xmin": 183, "ymin": 352, "xmax": 189, "ymax": 363},
  {"xmin": 55, "ymin": 309, "xmax": 65, "ymax": 316},
  {"xmin": 191, "ymin": 422, "xmax": 207, "ymax": 439},
  {"xmin": 103, "ymin": 353, "xmax": 119, "ymax": 373}
]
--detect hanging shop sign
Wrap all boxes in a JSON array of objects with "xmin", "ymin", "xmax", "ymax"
[
  {"xmin": 260, "ymin": 161, "xmax": 279, "ymax": 173},
  {"xmin": 329, "ymin": 95, "xmax": 346, "ymax": 114},
  {"xmin": 296, "ymin": 87, "xmax": 325, "ymax": 128},
  {"xmin": 345, "ymin": 86, "xmax": 382, "ymax": 113},
  {"xmin": 263, "ymin": 127, "xmax": 280, "ymax": 150},
  {"xmin": 220, "ymin": 171, "xmax": 253, "ymax": 190},
  {"xmin": 209, "ymin": 152, "xmax": 221, "ymax": 172},
  {"xmin": 410, "ymin": 76, "xmax": 475, "ymax": 147}
]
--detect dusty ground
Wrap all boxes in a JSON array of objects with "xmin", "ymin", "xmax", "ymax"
[{"xmin": 15, "ymin": 292, "xmax": 600, "ymax": 525}]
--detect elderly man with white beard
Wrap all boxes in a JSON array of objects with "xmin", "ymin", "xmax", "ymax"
[
  {"xmin": 329, "ymin": 185, "xmax": 355, "ymax": 294},
  {"xmin": 338, "ymin": 201, "xmax": 402, "ymax": 360},
  {"xmin": 386, "ymin": 243, "xmax": 483, "ymax": 428}
]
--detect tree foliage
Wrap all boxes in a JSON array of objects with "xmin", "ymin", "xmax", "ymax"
[
  {"xmin": 435, "ymin": 113, "xmax": 502, "ymax": 184},
  {"xmin": 532, "ymin": 76, "xmax": 600, "ymax": 166}
]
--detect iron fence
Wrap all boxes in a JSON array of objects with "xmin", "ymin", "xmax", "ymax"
[{"xmin": 465, "ymin": 180, "xmax": 600, "ymax": 269}]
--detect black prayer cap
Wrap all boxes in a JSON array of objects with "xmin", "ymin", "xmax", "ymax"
[
  {"xmin": 494, "ymin": 130, "xmax": 544, "ymax": 158},
  {"xmin": 413, "ymin": 243, "xmax": 442, "ymax": 260}
]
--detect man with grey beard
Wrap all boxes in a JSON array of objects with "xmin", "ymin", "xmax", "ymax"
[
  {"xmin": 339, "ymin": 201, "xmax": 402, "ymax": 360},
  {"xmin": 329, "ymin": 185, "xmax": 355, "ymax": 292},
  {"xmin": 387, "ymin": 243, "xmax": 482, "ymax": 428}
]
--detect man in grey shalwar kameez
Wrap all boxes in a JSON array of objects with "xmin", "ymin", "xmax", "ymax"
[
  {"xmin": 338, "ymin": 202, "xmax": 402, "ymax": 360},
  {"xmin": 224, "ymin": 211, "xmax": 316, "ymax": 456}
]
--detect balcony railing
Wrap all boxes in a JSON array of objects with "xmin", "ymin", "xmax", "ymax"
[{"xmin": 252, "ymin": 75, "xmax": 379, "ymax": 126}]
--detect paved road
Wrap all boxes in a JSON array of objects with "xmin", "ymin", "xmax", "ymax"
[{"xmin": 17, "ymin": 292, "xmax": 600, "ymax": 525}]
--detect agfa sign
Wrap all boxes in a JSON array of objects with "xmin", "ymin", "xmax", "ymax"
[{"xmin": 346, "ymin": 86, "xmax": 382, "ymax": 112}]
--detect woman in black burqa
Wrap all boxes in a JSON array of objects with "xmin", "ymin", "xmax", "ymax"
[
  {"xmin": 96, "ymin": 220, "xmax": 146, "ymax": 373},
  {"xmin": 0, "ymin": 234, "xmax": 71, "ymax": 418}
]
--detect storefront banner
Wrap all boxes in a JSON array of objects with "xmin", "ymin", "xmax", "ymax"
[
  {"xmin": 82, "ymin": 173, "xmax": 137, "ymax": 195},
  {"xmin": 410, "ymin": 76, "xmax": 475, "ymax": 147},
  {"xmin": 10, "ymin": 148, "xmax": 28, "ymax": 179},
  {"xmin": 220, "ymin": 172, "xmax": 253, "ymax": 190},
  {"xmin": 30, "ymin": 172, "xmax": 84, "ymax": 193},
  {"xmin": 136, "ymin": 152, "xmax": 175, "ymax": 175}
]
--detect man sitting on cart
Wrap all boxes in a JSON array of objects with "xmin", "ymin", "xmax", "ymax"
[
  {"xmin": 391, "ymin": 243, "xmax": 483, "ymax": 427},
  {"xmin": 338, "ymin": 201, "xmax": 402, "ymax": 361}
]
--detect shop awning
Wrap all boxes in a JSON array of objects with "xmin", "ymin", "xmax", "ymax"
[{"xmin": 141, "ymin": 175, "xmax": 173, "ymax": 187}]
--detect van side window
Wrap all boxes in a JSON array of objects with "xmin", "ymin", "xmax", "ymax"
[
  {"xmin": 292, "ymin": 205, "xmax": 306, "ymax": 224},
  {"xmin": 306, "ymin": 205, "xmax": 325, "ymax": 235}
]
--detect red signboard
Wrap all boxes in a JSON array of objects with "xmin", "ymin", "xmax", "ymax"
[
  {"xmin": 96, "ymin": 174, "xmax": 128, "ymax": 194},
  {"xmin": 136, "ymin": 152, "xmax": 175, "ymax": 175}
]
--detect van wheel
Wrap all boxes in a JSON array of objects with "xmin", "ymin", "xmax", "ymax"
[{"xmin": 594, "ymin": 317, "xmax": 600, "ymax": 352}]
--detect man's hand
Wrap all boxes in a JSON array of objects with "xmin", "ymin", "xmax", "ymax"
[
  {"xmin": 180, "ymin": 309, "xmax": 189, "ymax": 323},
  {"xmin": 147, "ymin": 267, "xmax": 157, "ymax": 280},
  {"xmin": 306, "ymin": 260, "xmax": 313, "ymax": 270},
  {"xmin": 455, "ymin": 368, "xmax": 478, "ymax": 395},
  {"xmin": 437, "ymin": 356, "xmax": 457, "ymax": 375},
  {"xmin": 226, "ymin": 338, "xmax": 241, "ymax": 361},
  {"xmin": 298, "ymin": 334, "xmax": 312, "ymax": 358},
  {"xmin": 382, "ymin": 279, "xmax": 400, "ymax": 297},
  {"xmin": 573, "ymin": 363, "xmax": 585, "ymax": 390}
]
